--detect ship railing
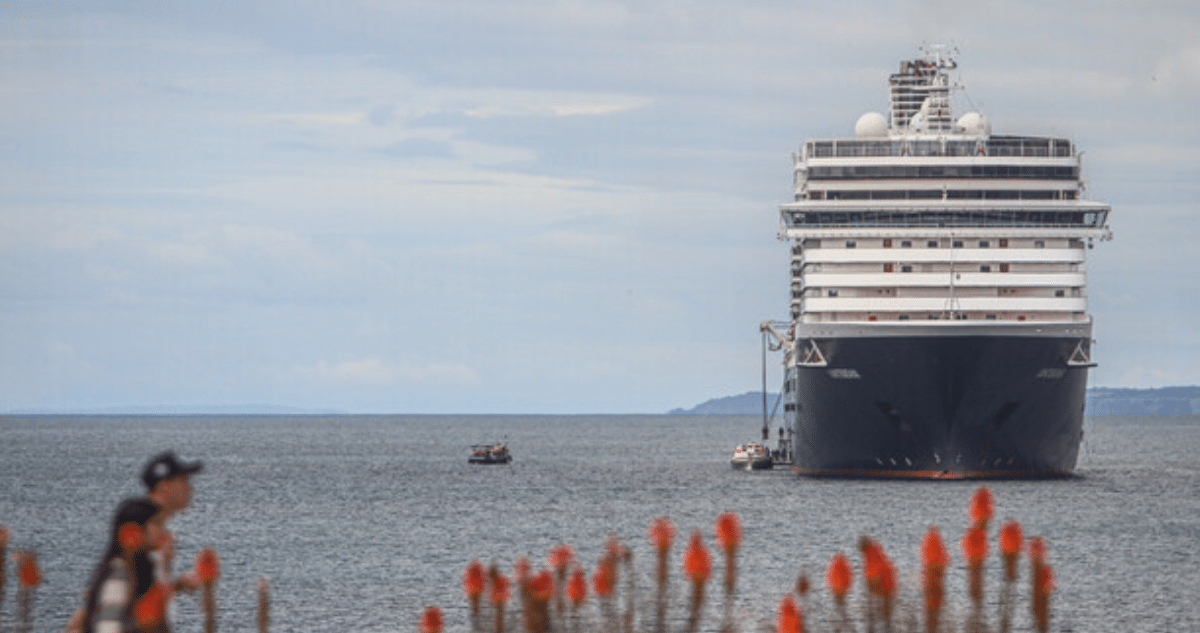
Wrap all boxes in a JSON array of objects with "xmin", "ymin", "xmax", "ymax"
[
  {"xmin": 782, "ymin": 208, "xmax": 1109, "ymax": 230},
  {"xmin": 806, "ymin": 137, "xmax": 1074, "ymax": 159}
]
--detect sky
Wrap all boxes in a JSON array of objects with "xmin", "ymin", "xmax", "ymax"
[{"xmin": 2, "ymin": 1, "xmax": 1198, "ymax": 414}]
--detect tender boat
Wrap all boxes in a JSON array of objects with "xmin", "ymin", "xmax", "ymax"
[
  {"xmin": 469, "ymin": 441, "xmax": 512, "ymax": 465},
  {"xmin": 730, "ymin": 441, "xmax": 774, "ymax": 470}
]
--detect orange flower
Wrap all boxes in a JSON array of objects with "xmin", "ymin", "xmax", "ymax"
[
  {"xmin": 420, "ymin": 606, "xmax": 444, "ymax": 633},
  {"xmin": 17, "ymin": 552, "xmax": 41, "ymax": 587},
  {"xmin": 877, "ymin": 558, "xmax": 897, "ymax": 599},
  {"xmin": 1029, "ymin": 536, "xmax": 1047, "ymax": 564},
  {"xmin": 118, "ymin": 523, "xmax": 145, "ymax": 552},
  {"xmin": 682, "ymin": 530, "xmax": 712, "ymax": 584},
  {"xmin": 776, "ymin": 594, "xmax": 805, "ymax": 633},
  {"xmin": 1036, "ymin": 564, "xmax": 1056, "ymax": 595},
  {"xmin": 605, "ymin": 534, "xmax": 624, "ymax": 558},
  {"xmin": 490, "ymin": 573, "xmax": 511, "ymax": 605},
  {"xmin": 715, "ymin": 512, "xmax": 742, "ymax": 553},
  {"xmin": 999, "ymin": 521, "xmax": 1023, "ymax": 557},
  {"xmin": 514, "ymin": 556, "xmax": 531, "ymax": 581},
  {"xmin": 567, "ymin": 567, "xmax": 587, "ymax": 606},
  {"xmin": 592, "ymin": 560, "xmax": 615, "ymax": 597},
  {"xmin": 195, "ymin": 548, "xmax": 221, "ymax": 584},
  {"xmin": 860, "ymin": 538, "xmax": 889, "ymax": 593},
  {"xmin": 549, "ymin": 544, "xmax": 574, "ymax": 572},
  {"xmin": 529, "ymin": 570, "xmax": 554, "ymax": 602},
  {"xmin": 961, "ymin": 526, "xmax": 988, "ymax": 565},
  {"xmin": 825, "ymin": 552, "xmax": 852, "ymax": 601},
  {"xmin": 463, "ymin": 560, "xmax": 487, "ymax": 599},
  {"xmin": 968, "ymin": 486, "xmax": 994, "ymax": 528},
  {"xmin": 648, "ymin": 517, "xmax": 675, "ymax": 553},
  {"xmin": 134, "ymin": 584, "xmax": 167, "ymax": 629},
  {"xmin": 921, "ymin": 526, "xmax": 950, "ymax": 570}
]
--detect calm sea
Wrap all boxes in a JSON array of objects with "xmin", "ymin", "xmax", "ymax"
[{"xmin": 1, "ymin": 414, "xmax": 1197, "ymax": 632}]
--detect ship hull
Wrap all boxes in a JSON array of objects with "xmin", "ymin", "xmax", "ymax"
[{"xmin": 788, "ymin": 329, "xmax": 1089, "ymax": 478}]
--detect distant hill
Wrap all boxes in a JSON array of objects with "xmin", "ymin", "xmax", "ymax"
[
  {"xmin": 669, "ymin": 387, "xmax": 1200, "ymax": 416},
  {"xmin": 668, "ymin": 391, "xmax": 783, "ymax": 415}
]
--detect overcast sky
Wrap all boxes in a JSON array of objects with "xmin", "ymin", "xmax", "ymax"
[{"xmin": 2, "ymin": 1, "xmax": 1198, "ymax": 413}]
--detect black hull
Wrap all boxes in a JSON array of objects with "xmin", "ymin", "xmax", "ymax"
[{"xmin": 788, "ymin": 333, "xmax": 1089, "ymax": 478}]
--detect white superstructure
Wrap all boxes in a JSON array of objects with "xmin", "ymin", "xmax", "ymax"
[{"xmin": 780, "ymin": 47, "xmax": 1112, "ymax": 327}]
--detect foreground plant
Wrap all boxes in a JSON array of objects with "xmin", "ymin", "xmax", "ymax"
[{"xmin": 427, "ymin": 486, "xmax": 1056, "ymax": 633}]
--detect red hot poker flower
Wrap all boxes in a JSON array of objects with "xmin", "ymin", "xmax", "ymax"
[
  {"xmin": 715, "ymin": 512, "xmax": 742, "ymax": 553},
  {"xmin": 777, "ymin": 593, "xmax": 805, "ymax": 633},
  {"xmin": 592, "ymin": 560, "xmax": 615, "ymax": 597},
  {"xmin": 961, "ymin": 526, "xmax": 988, "ymax": 565},
  {"xmin": 969, "ymin": 486, "xmax": 994, "ymax": 528},
  {"xmin": 921, "ymin": 526, "xmax": 950, "ymax": 570},
  {"xmin": 649, "ymin": 517, "xmax": 676, "ymax": 553},
  {"xmin": 529, "ymin": 570, "xmax": 554, "ymax": 602},
  {"xmin": 513, "ymin": 556, "xmax": 532, "ymax": 581},
  {"xmin": 463, "ymin": 560, "xmax": 487, "ymax": 599},
  {"xmin": 195, "ymin": 548, "xmax": 221, "ymax": 584},
  {"xmin": 999, "ymin": 521, "xmax": 1024, "ymax": 557},
  {"xmin": 826, "ymin": 552, "xmax": 853, "ymax": 601},
  {"xmin": 860, "ymin": 538, "xmax": 889, "ymax": 593},
  {"xmin": 490, "ymin": 573, "xmax": 511, "ymax": 606},
  {"xmin": 420, "ymin": 606, "xmax": 444, "ymax": 633},
  {"xmin": 1037, "ymin": 564, "xmax": 1056, "ymax": 595},
  {"xmin": 17, "ymin": 552, "xmax": 41, "ymax": 587},
  {"xmin": 549, "ymin": 544, "xmax": 574, "ymax": 572},
  {"xmin": 1029, "ymin": 536, "xmax": 1048, "ymax": 564},
  {"xmin": 567, "ymin": 567, "xmax": 587, "ymax": 606},
  {"xmin": 682, "ymin": 530, "xmax": 712, "ymax": 584}
]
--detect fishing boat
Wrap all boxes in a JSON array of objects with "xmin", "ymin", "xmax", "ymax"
[
  {"xmin": 730, "ymin": 441, "xmax": 774, "ymax": 470},
  {"xmin": 468, "ymin": 441, "xmax": 512, "ymax": 465}
]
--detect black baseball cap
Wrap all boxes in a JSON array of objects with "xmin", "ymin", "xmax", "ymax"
[{"xmin": 141, "ymin": 451, "xmax": 203, "ymax": 489}]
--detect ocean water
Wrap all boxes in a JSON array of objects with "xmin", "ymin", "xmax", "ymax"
[{"xmin": 1, "ymin": 414, "xmax": 1198, "ymax": 632}]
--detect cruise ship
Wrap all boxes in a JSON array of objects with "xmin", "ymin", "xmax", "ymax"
[{"xmin": 761, "ymin": 47, "xmax": 1112, "ymax": 478}]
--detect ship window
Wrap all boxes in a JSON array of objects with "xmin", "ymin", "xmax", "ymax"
[
  {"xmin": 1000, "ymin": 263, "xmax": 1010, "ymax": 273},
  {"xmin": 846, "ymin": 240, "xmax": 857, "ymax": 248},
  {"xmin": 883, "ymin": 263, "xmax": 894, "ymax": 273},
  {"xmin": 883, "ymin": 239, "xmax": 893, "ymax": 248},
  {"xmin": 901, "ymin": 265, "xmax": 913, "ymax": 273},
  {"xmin": 928, "ymin": 314, "xmax": 939, "ymax": 320},
  {"xmin": 927, "ymin": 240, "xmax": 938, "ymax": 247},
  {"xmin": 898, "ymin": 314, "xmax": 909, "ymax": 321},
  {"xmin": 1000, "ymin": 239, "xmax": 1009, "ymax": 248},
  {"xmin": 828, "ymin": 289, "xmax": 839, "ymax": 297},
  {"xmin": 1035, "ymin": 240, "xmax": 1045, "ymax": 248},
  {"xmin": 1055, "ymin": 289, "xmax": 1065, "ymax": 297},
  {"xmin": 901, "ymin": 240, "xmax": 912, "ymax": 248},
  {"xmin": 986, "ymin": 314, "xmax": 997, "ymax": 320},
  {"xmin": 980, "ymin": 265, "xmax": 991, "ymax": 272},
  {"xmin": 979, "ymin": 240, "xmax": 990, "ymax": 248},
  {"xmin": 953, "ymin": 240, "xmax": 964, "ymax": 248}
]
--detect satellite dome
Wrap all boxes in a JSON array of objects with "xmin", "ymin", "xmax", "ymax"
[
  {"xmin": 854, "ymin": 112, "xmax": 888, "ymax": 138},
  {"xmin": 956, "ymin": 112, "xmax": 992, "ymax": 137}
]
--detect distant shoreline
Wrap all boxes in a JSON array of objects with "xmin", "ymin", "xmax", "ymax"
[
  {"xmin": 6, "ymin": 386, "xmax": 1198, "ymax": 417},
  {"xmin": 669, "ymin": 386, "xmax": 1200, "ymax": 416}
]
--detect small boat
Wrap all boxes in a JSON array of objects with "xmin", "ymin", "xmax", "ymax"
[
  {"xmin": 469, "ymin": 441, "xmax": 512, "ymax": 465},
  {"xmin": 730, "ymin": 441, "xmax": 773, "ymax": 470}
]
